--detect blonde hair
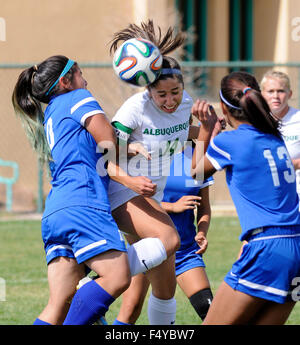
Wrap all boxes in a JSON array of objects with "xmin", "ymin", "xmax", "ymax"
[{"xmin": 261, "ymin": 70, "xmax": 291, "ymax": 91}]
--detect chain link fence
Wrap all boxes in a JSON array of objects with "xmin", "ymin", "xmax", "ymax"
[{"xmin": 1, "ymin": 62, "xmax": 300, "ymax": 213}]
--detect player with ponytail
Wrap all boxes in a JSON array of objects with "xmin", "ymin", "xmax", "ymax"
[
  {"xmin": 191, "ymin": 71, "xmax": 300, "ymax": 325},
  {"xmin": 12, "ymin": 55, "xmax": 171, "ymax": 325}
]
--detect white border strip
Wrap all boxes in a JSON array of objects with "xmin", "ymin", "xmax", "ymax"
[
  {"xmin": 80, "ymin": 110, "xmax": 104, "ymax": 126},
  {"xmin": 206, "ymin": 152, "xmax": 222, "ymax": 171},
  {"xmin": 238, "ymin": 278, "xmax": 288, "ymax": 297},
  {"xmin": 210, "ymin": 138, "xmax": 231, "ymax": 160},
  {"xmin": 46, "ymin": 244, "xmax": 73, "ymax": 256},
  {"xmin": 71, "ymin": 97, "xmax": 96, "ymax": 114},
  {"xmin": 250, "ymin": 233, "xmax": 300, "ymax": 242},
  {"xmin": 74, "ymin": 239, "xmax": 107, "ymax": 258}
]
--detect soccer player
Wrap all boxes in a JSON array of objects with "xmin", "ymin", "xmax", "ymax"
[
  {"xmin": 261, "ymin": 70, "xmax": 300, "ymax": 202},
  {"xmin": 12, "ymin": 56, "xmax": 159, "ymax": 325},
  {"xmin": 113, "ymin": 141, "xmax": 214, "ymax": 325},
  {"xmin": 191, "ymin": 71, "xmax": 300, "ymax": 325},
  {"xmin": 107, "ymin": 20, "xmax": 201, "ymax": 324}
]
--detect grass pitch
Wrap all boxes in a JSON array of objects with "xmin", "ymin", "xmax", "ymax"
[{"xmin": 0, "ymin": 217, "xmax": 299, "ymax": 325}]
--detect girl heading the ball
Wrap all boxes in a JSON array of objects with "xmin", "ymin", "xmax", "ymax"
[{"xmin": 107, "ymin": 20, "xmax": 215, "ymax": 325}]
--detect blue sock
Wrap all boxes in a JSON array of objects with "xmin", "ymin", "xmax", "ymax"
[
  {"xmin": 63, "ymin": 280, "xmax": 114, "ymax": 325},
  {"xmin": 33, "ymin": 318, "xmax": 52, "ymax": 325},
  {"xmin": 113, "ymin": 319, "xmax": 132, "ymax": 325}
]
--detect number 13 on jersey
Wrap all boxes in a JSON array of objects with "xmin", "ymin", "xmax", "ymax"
[{"xmin": 263, "ymin": 146, "xmax": 295, "ymax": 186}]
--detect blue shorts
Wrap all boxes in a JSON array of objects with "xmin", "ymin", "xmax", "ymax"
[
  {"xmin": 225, "ymin": 225, "xmax": 300, "ymax": 304},
  {"xmin": 42, "ymin": 206, "xmax": 126, "ymax": 265},
  {"xmin": 175, "ymin": 242, "xmax": 205, "ymax": 276}
]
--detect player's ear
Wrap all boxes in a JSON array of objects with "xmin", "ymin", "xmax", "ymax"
[
  {"xmin": 59, "ymin": 76, "xmax": 72, "ymax": 91},
  {"xmin": 220, "ymin": 102, "xmax": 228, "ymax": 115}
]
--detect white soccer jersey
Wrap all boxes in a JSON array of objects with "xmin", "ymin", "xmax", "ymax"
[
  {"xmin": 280, "ymin": 107, "xmax": 300, "ymax": 196},
  {"xmin": 108, "ymin": 89, "xmax": 193, "ymax": 209}
]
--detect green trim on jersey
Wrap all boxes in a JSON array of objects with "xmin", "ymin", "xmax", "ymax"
[
  {"xmin": 112, "ymin": 121, "xmax": 133, "ymax": 134},
  {"xmin": 112, "ymin": 121, "xmax": 133, "ymax": 146}
]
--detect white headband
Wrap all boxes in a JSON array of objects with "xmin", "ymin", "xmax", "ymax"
[{"xmin": 219, "ymin": 89, "xmax": 242, "ymax": 110}]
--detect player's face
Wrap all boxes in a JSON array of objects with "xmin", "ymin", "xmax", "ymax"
[
  {"xmin": 261, "ymin": 77, "xmax": 292, "ymax": 119},
  {"xmin": 149, "ymin": 77, "xmax": 183, "ymax": 114},
  {"xmin": 70, "ymin": 66, "xmax": 87, "ymax": 90}
]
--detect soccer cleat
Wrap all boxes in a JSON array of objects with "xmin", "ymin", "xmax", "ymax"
[{"xmin": 94, "ymin": 316, "xmax": 108, "ymax": 325}]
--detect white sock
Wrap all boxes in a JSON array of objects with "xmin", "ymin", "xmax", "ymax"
[
  {"xmin": 147, "ymin": 292, "xmax": 176, "ymax": 325},
  {"xmin": 127, "ymin": 237, "xmax": 167, "ymax": 276}
]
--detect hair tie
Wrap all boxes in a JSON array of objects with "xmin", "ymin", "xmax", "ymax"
[{"xmin": 243, "ymin": 87, "xmax": 252, "ymax": 94}]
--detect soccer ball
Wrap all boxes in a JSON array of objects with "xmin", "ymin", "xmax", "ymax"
[{"xmin": 113, "ymin": 38, "xmax": 163, "ymax": 87}]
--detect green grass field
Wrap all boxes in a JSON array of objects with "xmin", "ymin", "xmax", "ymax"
[{"xmin": 0, "ymin": 217, "xmax": 299, "ymax": 325}]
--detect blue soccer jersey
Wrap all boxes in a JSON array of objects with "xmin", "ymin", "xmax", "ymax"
[
  {"xmin": 43, "ymin": 89, "xmax": 111, "ymax": 217},
  {"xmin": 162, "ymin": 144, "xmax": 214, "ymax": 249},
  {"xmin": 206, "ymin": 124, "xmax": 300, "ymax": 241}
]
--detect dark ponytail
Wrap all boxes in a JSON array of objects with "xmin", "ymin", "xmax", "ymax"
[
  {"xmin": 12, "ymin": 55, "xmax": 77, "ymax": 163},
  {"xmin": 220, "ymin": 71, "xmax": 281, "ymax": 137}
]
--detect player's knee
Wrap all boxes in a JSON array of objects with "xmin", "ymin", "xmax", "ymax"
[
  {"xmin": 161, "ymin": 228, "xmax": 180, "ymax": 256},
  {"xmin": 128, "ymin": 237, "xmax": 168, "ymax": 276},
  {"xmin": 101, "ymin": 264, "xmax": 131, "ymax": 296},
  {"xmin": 189, "ymin": 288, "xmax": 213, "ymax": 321},
  {"xmin": 114, "ymin": 270, "xmax": 131, "ymax": 295}
]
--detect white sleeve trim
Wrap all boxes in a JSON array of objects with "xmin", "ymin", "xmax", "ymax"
[
  {"xmin": 199, "ymin": 179, "xmax": 214, "ymax": 189},
  {"xmin": 71, "ymin": 96, "xmax": 97, "ymax": 114},
  {"xmin": 206, "ymin": 152, "xmax": 222, "ymax": 171},
  {"xmin": 210, "ymin": 138, "xmax": 231, "ymax": 160},
  {"xmin": 80, "ymin": 110, "xmax": 104, "ymax": 126}
]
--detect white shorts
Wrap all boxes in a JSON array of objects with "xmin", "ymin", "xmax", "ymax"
[{"xmin": 108, "ymin": 179, "xmax": 162, "ymax": 210}]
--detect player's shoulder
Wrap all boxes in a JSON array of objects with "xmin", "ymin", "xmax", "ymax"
[
  {"xmin": 69, "ymin": 88, "xmax": 94, "ymax": 103},
  {"xmin": 210, "ymin": 127, "xmax": 250, "ymax": 157},
  {"xmin": 212, "ymin": 128, "xmax": 235, "ymax": 145},
  {"xmin": 182, "ymin": 90, "xmax": 193, "ymax": 105},
  {"xmin": 123, "ymin": 90, "xmax": 147, "ymax": 105},
  {"xmin": 113, "ymin": 91, "xmax": 147, "ymax": 120},
  {"xmin": 284, "ymin": 107, "xmax": 300, "ymax": 122}
]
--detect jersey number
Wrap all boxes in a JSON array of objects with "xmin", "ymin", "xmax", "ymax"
[
  {"xmin": 263, "ymin": 146, "xmax": 295, "ymax": 186},
  {"xmin": 45, "ymin": 118, "xmax": 55, "ymax": 150}
]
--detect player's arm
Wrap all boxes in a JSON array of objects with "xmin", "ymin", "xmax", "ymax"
[
  {"xmin": 188, "ymin": 125, "xmax": 200, "ymax": 139},
  {"xmin": 292, "ymin": 158, "xmax": 300, "ymax": 170},
  {"xmin": 190, "ymin": 100, "xmax": 218, "ymax": 180},
  {"xmin": 194, "ymin": 186, "xmax": 211, "ymax": 254},
  {"xmin": 161, "ymin": 195, "xmax": 201, "ymax": 213},
  {"xmin": 85, "ymin": 114, "xmax": 156, "ymax": 197},
  {"xmin": 85, "ymin": 113, "xmax": 129, "ymax": 180}
]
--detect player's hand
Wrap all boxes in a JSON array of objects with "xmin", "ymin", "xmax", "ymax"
[
  {"xmin": 211, "ymin": 117, "xmax": 226, "ymax": 138},
  {"xmin": 128, "ymin": 142, "xmax": 151, "ymax": 160},
  {"xmin": 194, "ymin": 232, "xmax": 208, "ymax": 254},
  {"xmin": 191, "ymin": 100, "xmax": 218, "ymax": 133},
  {"xmin": 171, "ymin": 195, "xmax": 202, "ymax": 213},
  {"xmin": 127, "ymin": 176, "xmax": 157, "ymax": 197}
]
